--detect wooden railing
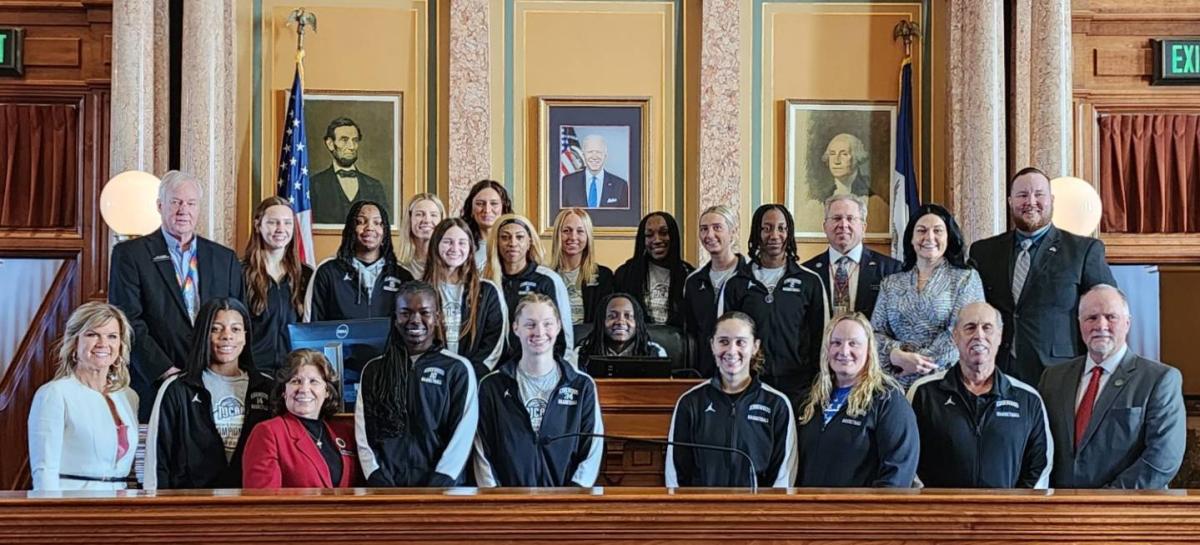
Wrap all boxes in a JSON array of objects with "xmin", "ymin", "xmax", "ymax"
[
  {"xmin": 2, "ymin": 487, "xmax": 1199, "ymax": 543},
  {"xmin": 0, "ymin": 261, "xmax": 78, "ymax": 490}
]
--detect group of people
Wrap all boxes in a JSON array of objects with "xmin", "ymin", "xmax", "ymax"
[{"xmin": 25, "ymin": 167, "xmax": 1186, "ymax": 491}]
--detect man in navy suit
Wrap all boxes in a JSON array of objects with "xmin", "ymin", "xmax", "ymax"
[
  {"xmin": 802, "ymin": 194, "xmax": 901, "ymax": 320},
  {"xmin": 561, "ymin": 134, "xmax": 629, "ymax": 209},
  {"xmin": 970, "ymin": 167, "xmax": 1116, "ymax": 386},
  {"xmin": 1038, "ymin": 285, "xmax": 1185, "ymax": 488},
  {"xmin": 109, "ymin": 170, "xmax": 245, "ymax": 421}
]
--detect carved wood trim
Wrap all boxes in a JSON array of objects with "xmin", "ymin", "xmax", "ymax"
[{"xmin": 1, "ymin": 488, "xmax": 1199, "ymax": 543}]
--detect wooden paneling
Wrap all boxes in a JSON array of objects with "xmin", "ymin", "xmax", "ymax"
[
  {"xmin": 25, "ymin": 37, "xmax": 82, "ymax": 67},
  {"xmin": 0, "ymin": 261, "xmax": 77, "ymax": 490},
  {"xmin": 0, "ymin": 0, "xmax": 111, "ymax": 491},
  {"xmin": 1073, "ymin": 0, "xmax": 1200, "ymax": 262},
  {"xmin": 3, "ymin": 488, "xmax": 1200, "ymax": 543}
]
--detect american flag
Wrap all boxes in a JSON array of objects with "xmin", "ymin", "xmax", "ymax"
[
  {"xmin": 276, "ymin": 66, "xmax": 316, "ymax": 267},
  {"xmin": 560, "ymin": 126, "xmax": 584, "ymax": 176}
]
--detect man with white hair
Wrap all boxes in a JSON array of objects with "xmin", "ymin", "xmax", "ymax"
[
  {"xmin": 109, "ymin": 170, "xmax": 245, "ymax": 421},
  {"xmin": 561, "ymin": 134, "xmax": 630, "ymax": 209},
  {"xmin": 1038, "ymin": 284, "xmax": 1185, "ymax": 488}
]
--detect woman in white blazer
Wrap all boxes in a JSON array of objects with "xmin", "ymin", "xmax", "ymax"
[{"xmin": 27, "ymin": 302, "xmax": 139, "ymax": 491}]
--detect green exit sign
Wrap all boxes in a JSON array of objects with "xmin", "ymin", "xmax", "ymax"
[
  {"xmin": 0, "ymin": 27, "xmax": 22, "ymax": 77},
  {"xmin": 1153, "ymin": 38, "xmax": 1200, "ymax": 85}
]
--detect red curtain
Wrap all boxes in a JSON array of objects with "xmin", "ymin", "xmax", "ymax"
[
  {"xmin": 0, "ymin": 103, "xmax": 78, "ymax": 228},
  {"xmin": 1099, "ymin": 114, "xmax": 1200, "ymax": 234}
]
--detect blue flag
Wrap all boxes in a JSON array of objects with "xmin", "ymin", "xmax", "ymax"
[{"xmin": 891, "ymin": 56, "xmax": 921, "ymax": 259}]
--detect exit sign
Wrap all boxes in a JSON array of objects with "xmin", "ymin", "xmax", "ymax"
[
  {"xmin": 1153, "ymin": 38, "xmax": 1200, "ymax": 85},
  {"xmin": 0, "ymin": 27, "xmax": 22, "ymax": 77}
]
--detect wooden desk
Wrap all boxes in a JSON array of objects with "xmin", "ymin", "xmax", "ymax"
[{"xmin": 3, "ymin": 487, "xmax": 1200, "ymax": 543}]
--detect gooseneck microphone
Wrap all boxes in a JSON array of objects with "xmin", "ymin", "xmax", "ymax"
[{"xmin": 540, "ymin": 431, "xmax": 759, "ymax": 492}]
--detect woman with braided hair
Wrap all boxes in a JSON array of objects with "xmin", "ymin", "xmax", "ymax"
[{"xmin": 354, "ymin": 281, "xmax": 479, "ymax": 486}]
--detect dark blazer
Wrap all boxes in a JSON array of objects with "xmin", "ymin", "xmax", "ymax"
[
  {"xmin": 561, "ymin": 170, "xmax": 630, "ymax": 208},
  {"xmin": 310, "ymin": 165, "xmax": 390, "ymax": 224},
  {"xmin": 1038, "ymin": 349, "xmax": 1186, "ymax": 489},
  {"xmin": 108, "ymin": 229, "xmax": 244, "ymax": 420},
  {"xmin": 970, "ymin": 226, "xmax": 1116, "ymax": 385},
  {"xmin": 242, "ymin": 413, "xmax": 357, "ymax": 489},
  {"xmin": 802, "ymin": 246, "xmax": 901, "ymax": 320}
]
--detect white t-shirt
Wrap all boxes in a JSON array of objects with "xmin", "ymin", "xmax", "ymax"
[
  {"xmin": 560, "ymin": 269, "xmax": 585, "ymax": 325},
  {"xmin": 708, "ymin": 264, "xmax": 738, "ymax": 294},
  {"xmin": 752, "ymin": 264, "xmax": 787, "ymax": 291},
  {"xmin": 439, "ymin": 282, "xmax": 465, "ymax": 354},
  {"xmin": 646, "ymin": 263, "xmax": 671, "ymax": 324},
  {"xmin": 474, "ymin": 240, "xmax": 489, "ymax": 272},
  {"xmin": 201, "ymin": 369, "xmax": 249, "ymax": 461}
]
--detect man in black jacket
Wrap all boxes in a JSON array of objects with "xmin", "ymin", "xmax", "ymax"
[
  {"xmin": 969, "ymin": 167, "xmax": 1116, "ymax": 385},
  {"xmin": 908, "ymin": 302, "xmax": 1051, "ymax": 488},
  {"xmin": 108, "ymin": 170, "xmax": 245, "ymax": 421},
  {"xmin": 802, "ymin": 194, "xmax": 901, "ymax": 319}
]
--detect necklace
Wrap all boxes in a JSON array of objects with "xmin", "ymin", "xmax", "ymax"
[{"xmin": 304, "ymin": 422, "xmax": 326, "ymax": 449}]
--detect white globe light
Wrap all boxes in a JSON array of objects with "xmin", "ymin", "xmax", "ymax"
[
  {"xmin": 1050, "ymin": 176, "xmax": 1103, "ymax": 236},
  {"xmin": 100, "ymin": 170, "xmax": 162, "ymax": 236}
]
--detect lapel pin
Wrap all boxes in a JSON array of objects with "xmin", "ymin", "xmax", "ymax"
[
  {"xmin": 153, "ymin": 255, "xmax": 170, "ymax": 262},
  {"xmin": 815, "ymin": 262, "xmax": 824, "ymax": 268},
  {"xmin": 1049, "ymin": 247, "xmax": 1058, "ymax": 253},
  {"xmin": 1113, "ymin": 378, "xmax": 1125, "ymax": 387}
]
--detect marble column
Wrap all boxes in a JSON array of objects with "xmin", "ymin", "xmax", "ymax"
[
  {"xmin": 109, "ymin": 0, "xmax": 169, "ymax": 178},
  {"xmin": 1027, "ymin": 0, "xmax": 1073, "ymax": 177},
  {"xmin": 946, "ymin": 0, "xmax": 1006, "ymax": 244},
  {"xmin": 179, "ymin": 0, "xmax": 238, "ymax": 247},
  {"xmin": 447, "ymin": 0, "xmax": 492, "ymax": 215},
  {"xmin": 698, "ymin": 0, "xmax": 742, "ymax": 231}
]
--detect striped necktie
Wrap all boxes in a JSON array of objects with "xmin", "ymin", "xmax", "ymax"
[{"xmin": 1011, "ymin": 238, "xmax": 1033, "ymax": 305}]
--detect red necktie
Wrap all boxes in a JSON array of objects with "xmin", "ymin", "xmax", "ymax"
[{"xmin": 1074, "ymin": 366, "xmax": 1104, "ymax": 449}]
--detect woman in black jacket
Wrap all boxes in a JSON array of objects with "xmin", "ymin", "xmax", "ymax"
[
  {"xmin": 614, "ymin": 212, "xmax": 694, "ymax": 329},
  {"xmin": 355, "ymin": 282, "xmax": 479, "ymax": 486},
  {"xmin": 484, "ymin": 213, "xmax": 574, "ymax": 357},
  {"xmin": 305, "ymin": 200, "xmax": 413, "ymax": 321},
  {"xmin": 548, "ymin": 208, "xmax": 613, "ymax": 328},
  {"xmin": 665, "ymin": 311, "xmax": 797, "ymax": 488},
  {"xmin": 242, "ymin": 196, "xmax": 312, "ymax": 374},
  {"xmin": 145, "ymin": 298, "xmax": 274, "ymax": 489},
  {"xmin": 424, "ymin": 218, "xmax": 507, "ymax": 377},
  {"xmin": 473, "ymin": 293, "xmax": 603, "ymax": 487},
  {"xmin": 795, "ymin": 312, "xmax": 918, "ymax": 487}
]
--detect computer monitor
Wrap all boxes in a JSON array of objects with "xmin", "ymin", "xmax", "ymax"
[
  {"xmin": 584, "ymin": 356, "xmax": 672, "ymax": 378},
  {"xmin": 288, "ymin": 318, "xmax": 391, "ymax": 412}
]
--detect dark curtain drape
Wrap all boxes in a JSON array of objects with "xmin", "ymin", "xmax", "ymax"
[
  {"xmin": 1099, "ymin": 114, "xmax": 1200, "ymax": 234},
  {"xmin": 0, "ymin": 103, "xmax": 78, "ymax": 228}
]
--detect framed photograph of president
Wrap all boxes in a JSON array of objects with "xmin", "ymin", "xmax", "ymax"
[
  {"xmin": 300, "ymin": 90, "xmax": 402, "ymax": 231},
  {"xmin": 785, "ymin": 100, "xmax": 896, "ymax": 242},
  {"xmin": 539, "ymin": 97, "xmax": 647, "ymax": 233}
]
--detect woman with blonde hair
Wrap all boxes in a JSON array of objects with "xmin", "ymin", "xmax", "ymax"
[
  {"xmin": 485, "ymin": 213, "xmax": 573, "ymax": 358},
  {"xmin": 28, "ymin": 302, "xmax": 139, "ymax": 490},
  {"xmin": 398, "ymin": 192, "xmax": 445, "ymax": 280},
  {"xmin": 684, "ymin": 204, "xmax": 744, "ymax": 376},
  {"xmin": 795, "ymin": 312, "xmax": 919, "ymax": 487},
  {"xmin": 549, "ymin": 208, "xmax": 613, "ymax": 326},
  {"xmin": 242, "ymin": 196, "xmax": 312, "ymax": 374}
]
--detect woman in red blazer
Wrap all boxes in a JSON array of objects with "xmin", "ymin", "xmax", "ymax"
[{"xmin": 243, "ymin": 350, "xmax": 356, "ymax": 488}]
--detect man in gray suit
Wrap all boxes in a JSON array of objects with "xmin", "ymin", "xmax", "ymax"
[{"xmin": 1038, "ymin": 284, "xmax": 1185, "ymax": 488}]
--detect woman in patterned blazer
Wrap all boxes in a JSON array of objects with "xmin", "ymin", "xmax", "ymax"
[{"xmin": 871, "ymin": 203, "xmax": 984, "ymax": 389}]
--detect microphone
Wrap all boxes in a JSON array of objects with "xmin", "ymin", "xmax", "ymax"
[{"xmin": 540, "ymin": 431, "xmax": 759, "ymax": 492}]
